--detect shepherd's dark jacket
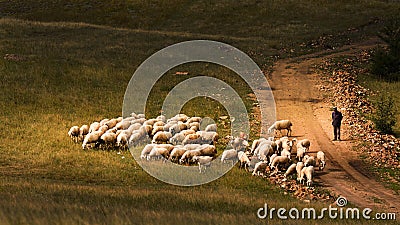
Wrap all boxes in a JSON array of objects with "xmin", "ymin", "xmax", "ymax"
[{"xmin": 332, "ymin": 110, "xmax": 343, "ymax": 127}]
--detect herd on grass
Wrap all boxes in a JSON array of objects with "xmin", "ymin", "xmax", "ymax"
[{"xmin": 68, "ymin": 114, "xmax": 326, "ymax": 187}]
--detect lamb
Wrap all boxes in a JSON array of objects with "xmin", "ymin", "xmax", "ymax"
[
  {"xmin": 238, "ymin": 151, "xmax": 251, "ymax": 171},
  {"xmin": 296, "ymin": 162, "xmax": 304, "ymax": 182},
  {"xmin": 270, "ymin": 155, "xmax": 290, "ymax": 171},
  {"xmin": 316, "ymin": 151, "xmax": 326, "ymax": 170},
  {"xmin": 304, "ymin": 155, "xmax": 316, "ymax": 167},
  {"xmin": 268, "ymin": 120, "xmax": 293, "ymax": 137},
  {"xmin": 284, "ymin": 163, "xmax": 297, "ymax": 178},
  {"xmin": 300, "ymin": 166, "xmax": 315, "ymax": 186},
  {"xmin": 79, "ymin": 125, "xmax": 89, "ymax": 140},
  {"xmin": 192, "ymin": 156, "xmax": 213, "ymax": 173},
  {"xmin": 296, "ymin": 146, "xmax": 307, "ymax": 161},
  {"xmin": 221, "ymin": 149, "xmax": 238, "ymax": 165},
  {"xmin": 179, "ymin": 149, "xmax": 202, "ymax": 164},
  {"xmin": 182, "ymin": 133, "xmax": 202, "ymax": 145},
  {"xmin": 204, "ymin": 123, "xmax": 217, "ymax": 132},
  {"xmin": 252, "ymin": 161, "xmax": 268, "ymax": 176},
  {"xmin": 152, "ymin": 131, "xmax": 172, "ymax": 144},
  {"xmin": 68, "ymin": 126, "xmax": 80, "ymax": 142}
]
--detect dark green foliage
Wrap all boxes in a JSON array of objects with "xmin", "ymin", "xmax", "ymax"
[
  {"xmin": 370, "ymin": 18, "xmax": 400, "ymax": 81},
  {"xmin": 371, "ymin": 94, "xmax": 397, "ymax": 134}
]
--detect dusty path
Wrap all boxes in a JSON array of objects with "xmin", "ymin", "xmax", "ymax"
[{"xmin": 267, "ymin": 39, "xmax": 400, "ymax": 215}]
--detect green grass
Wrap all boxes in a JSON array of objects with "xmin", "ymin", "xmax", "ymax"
[{"xmin": 1, "ymin": 1, "xmax": 400, "ymax": 224}]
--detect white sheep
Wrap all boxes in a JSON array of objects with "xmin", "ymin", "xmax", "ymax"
[
  {"xmin": 252, "ymin": 161, "xmax": 268, "ymax": 176},
  {"xmin": 295, "ymin": 138, "xmax": 311, "ymax": 151},
  {"xmin": 99, "ymin": 118, "xmax": 109, "ymax": 126},
  {"xmin": 270, "ymin": 155, "xmax": 290, "ymax": 171},
  {"xmin": 104, "ymin": 118, "xmax": 118, "ymax": 129},
  {"xmin": 198, "ymin": 131, "xmax": 219, "ymax": 144},
  {"xmin": 284, "ymin": 163, "xmax": 297, "ymax": 178},
  {"xmin": 182, "ymin": 133, "xmax": 202, "ymax": 145},
  {"xmin": 258, "ymin": 144, "xmax": 274, "ymax": 162},
  {"xmin": 100, "ymin": 132, "xmax": 117, "ymax": 149},
  {"xmin": 115, "ymin": 120, "xmax": 131, "ymax": 130},
  {"xmin": 88, "ymin": 122, "xmax": 101, "ymax": 133},
  {"xmin": 181, "ymin": 129, "xmax": 195, "ymax": 136},
  {"xmin": 169, "ymin": 147, "xmax": 187, "ymax": 162},
  {"xmin": 154, "ymin": 121, "xmax": 165, "ymax": 127},
  {"xmin": 229, "ymin": 137, "xmax": 249, "ymax": 151},
  {"xmin": 296, "ymin": 162, "xmax": 304, "ymax": 182},
  {"xmin": 152, "ymin": 131, "xmax": 172, "ymax": 144},
  {"xmin": 192, "ymin": 156, "xmax": 213, "ymax": 173},
  {"xmin": 151, "ymin": 125, "xmax": 165, "ymax": 136},
  {"xmin": 268, "ymin": 154, "xmax": 278, "ymax": 167},
  {"xmin": 79, "ymin": 125, "xmax": 89, "ymax": 140},
  {"xmin": 204, "ymin": 124, "xmax": 217, "ymax": 132},
  {"xmin": 221, "ymin": 149, "xmax": 238, "ymax": 165},
  {"xmin": 316, "ymin": 151, "xmax": 326, "ymax": 170},
  {"xmin": 179, "ymin": 149, "xmax": 202, "ymax": 164},
  {"xmin": 68, "ymin": 126, "xmax": 80, "ymax": 142},
  {"xmin": 198, "ymin": 144, "xmax": 217, "ymax": 157},
  {"xmin": 116, "ymin": 133, "xmax": 128, "ymax": 150},
  {"xmin": 141, "ymin": 144, "xmax": 155, "ymax": 159},
  {"xmin": 238, "ymin": 151, "xmax": 251, "ymax": 171},
  {"xmin": 170, "ymin": 132, "xmax": 185, "ymax": 145},
  {"xmin": 268, "ymin": 120, "xmax": 293, "ymax": 137},
  {"xmin": 300, "ymin": 166, "xmax": 315, "ymax": 186},
  {"xmin": 147, "ymin": 147, "xmax": 169, "ymax": 161},
  {"xmin": 183, "ymin": 144, "xmax": 201, "ymax": 150},
  {"xmin": 250, "ymin": 138, "xmax": 266, "ymax": 154},
  {"xmin": 280, "ymin": 149, "xmax": 291, "ymax": 159},
  {"xmin": 304, "ymin": 155, "xmax": 316, "ymax": 167},
  {"xmin": 187, "ymin": 116, "xmax": 202, "ymax": 124},
  {"xmin": 82, "ymin": 131, "xmax": 102, "ymax": 149},
  {"xmin": 296, "ymin": 146, "xmax": 307, "ymax": 161}
]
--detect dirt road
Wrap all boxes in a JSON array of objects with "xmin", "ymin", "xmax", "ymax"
[{"xmin": 268, "ymin": 39, "xmax": 400, "ymax": 215}]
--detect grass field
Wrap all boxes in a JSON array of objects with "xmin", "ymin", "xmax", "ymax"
[{"xmin": 1, "ymin": 0, "xmax": 400, "ymax": 224}]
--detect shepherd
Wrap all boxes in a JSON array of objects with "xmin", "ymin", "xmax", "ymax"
[{"xmin": 332, "ymin": 106, "xmax": 343, "ymax": 141}]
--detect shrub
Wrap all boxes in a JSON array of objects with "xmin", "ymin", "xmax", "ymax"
[
  {"xmin": 371, "ymin": 94, "xmax": 397, "ymax": 134},
  {"xmin": 370, "ymin": 18, "xmax": 400, "ymax": 81}
]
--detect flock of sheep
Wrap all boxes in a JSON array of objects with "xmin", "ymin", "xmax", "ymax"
[{"xmin": 68, "ymin": 115, "xmax": 326, "ymax": 186}]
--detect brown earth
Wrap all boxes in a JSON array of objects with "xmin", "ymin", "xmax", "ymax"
[{"xmin": 267, "ymin": 38, "xmax": 400, "ymax": 215}]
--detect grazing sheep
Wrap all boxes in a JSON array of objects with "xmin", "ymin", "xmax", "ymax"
[
  {"xmin": 296, "ymin": 146, "xmax": 307, "ymax": 161},
  {"xmin": 147, "ymin": 147, "xmax": 169, "ymax": 161},
  {"xmin": 296, "ymin": 162, "xmax": 304, "ymax": 182},
  {"xmin": 182, "ymin": 133, "xmax": 202, "ymax": 145},
  {"xmin": 100, "ymin": 132, "xmax": 117, "ymax": 149},
  {"xmin": 187, "ymin": 117, "xmax": 202, "ymax": 124},
  {"xmin": 79, "ymin": 125, "xmax": 89, "ymax": 140},
  {"xmin": 170, "ymin": 133, "xmax": 185, "ymax": 145},
  {"xmin": 143, "ymin": 119, "xmax": 158, "ymax": 126},
  {"xmin": 179, "ymin": 149, "xmax": 202, "ymax": 164},
  {"xmin": 270, "ymin": 155, "xmax": 290, "ymax": 171},
  {"xmin": 268, "ymin": 120, "xmax": 292, "ymax": 137},
  {"xmin": 154, "ymin": 121, "xmax": 165, "ymax": 127},
  {"xmin": 151, "ymin": 125, "xmax": 165, "ymax": 136},
  {"xmin": 221, "ymin": 149, "xmax": 238, "ymax": 165},
  {"xmin": 280, "ymin": 149, "xmax": 291, "ymax": 159},
  {"xmin": 141, "ymin": 144, "xmax": 155, "ymax": 159},
  {"xmin": 156, "ymin": 115, "xmax": 166, "ymax": 123},
  {"xmin": 304, "ymin": 155, "xmax": 316, "ymax": 167},
  {"xmin": 316, "ymin": 151, "xmax": 326, "ymax": 170},
  {"xmin": 268, "ymin": 154, "xmax": 278, "ymax": 167},
  {"xmin": 252, "ymin": 161, "xmax": 268, "ymax": 176},
  {"xmin": 280, "ymin": 137, "xmax": 294, "ymax": 152},
  {"xmin": 88, "ymin": 122, "xmax": 101, "ymax": 133},
  {"xmin": 163, "ymin": 121, "xmax": 178, "ymax": 132},
  {"xmin": 183, "ymin": 144, "xmax": 201, "ymax": 150},
  {"xmin": 284, "ymin": 163, "xmax": 297, "ymax": 178},
  {"xmin": 300, "ymin": 166, "xmax": 315, "ymax": 186},
  {"xmin": 198, "ymin": 131, "xmax": 219, "ymax": 144},
  {"xmin": 104, "ymin": 119, "xmax": 118, "ymax": 129},
  {"xmin": 258, "ymin": 144, "xmax": 274, "ymax": 162},
  {"xmin": 68, "ymin": 126, "xmax": 80, "ymax": 142},
  {"xmin": 169, "ymin": 123, "xmax": 185, "ymax": 136},
  {"xmin": 250, "ymin": 138, "xmax": 266, "ymax": 154},
  {"xmin": 131, "ymin": 118, "xmax": 146, "ymax": 125},
  {"xmin": 198, "ymin": 144, "xmax": 217, "ymax": 157},
  {"xmin": 115, "ymin": 120, "xmax": 131, "ymax": 130},
  {"xmin": 181, "ymin": 129, "xmax": 195, "ymax": 136},
  {"xmin": 238, "ymin": 151, "xmax": 251, "ymax": 171},
  {"xmin": 169, "ymin": 147, "xmax": 187, "ymax": 162},
  {"xmin": 204, "ymin": 124, "xmax": 217, "ymax": 132},
  {"xmin": 116, "ymin": 133, "xmax": 128, "ymax": 150},
  {"xmin": 192, "ymin": 156, "xmax": 213, "ymax": 173},
  {"xmin": 82, "ymin": 131, "xmax": 102, "ymax": 149},
  {"xmin": 294, "ymin": 138, "xmax": 311, "ymax": 152},
  {"xmin": 99, "ymin": 118, "xmax": 109, "ymax": 126},
  {"xmin": 152, "ymin": 131, "xmax": 172, "ymax": 144},
  {"xmin": 229, "ymin": 137, "xmax": 249, "ymax": 151}
]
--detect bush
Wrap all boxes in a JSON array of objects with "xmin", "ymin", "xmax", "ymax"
[
  {"xmin": 371, "ymin": 94, "xmax": 397, "ymax": 134},
  {"xmin": 370, "ymin": 18, "xmax": 400, "ymax": 81}
]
